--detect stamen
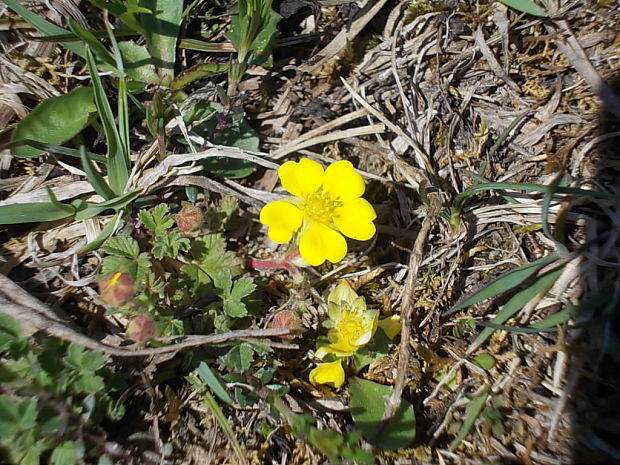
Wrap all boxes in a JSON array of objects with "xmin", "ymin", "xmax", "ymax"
[{"xmin": 300, "ymin": 191, "xmax": 342, "ymax": 224}]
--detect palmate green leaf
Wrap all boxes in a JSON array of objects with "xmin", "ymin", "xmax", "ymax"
[
  {"xmin": 472, "ymin": 267, "xmax": 564, "ymax": 349},
  {"xmin": 10, "ymin": 87, "xmax": 96, "ymax": 158},
  {"xmin": 139, "ymin": 204, "xmax": 174, "ymax": 234},
  {"xmin": 102, "ymin": 236, "xmax": 140, "ymax": 259},
  {"xmin": 50, "ymin": 440, "xmax": 80, "ymax": 465},
  {"xmin": 498, "ymin": 0, "xmax": 547, "ymax": 17},
  {"xmin": 448, "ymin": 385, "xmax": 490, "ymax": 451},
  {"xmin": 138, "ymin": 0, "xmax": 183, "ymax": 82},
  {"xmin": 2, "ymin": 0, "xmax": 86, "ymax": 58},
  {"xmin": 444, "ymin": 252, "xmax": 559, "ymax": 316},
  {"xmin": 101, "ymin": 255, "xmax": 135, "ymax": 278},
  {"xmin": 0, "ymin": 314, "xmax": 22, "ymax": 352},
  {"xmin": 349, "ymin": 377, "xmax": 416, "ymax": 450}
]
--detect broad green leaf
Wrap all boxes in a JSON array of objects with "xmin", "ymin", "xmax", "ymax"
[
  {"xmin": 80, "ymin": 147, "xmax": 115, "ymax": 201},
  {"xmin": 449, "ymin": 386, "xmax": 490, "ymax": 451},
  {"xmin": 74, "ymin": 374, "xmax": 105, "ymax": 393},
  {"xmin": 349, "ymin": 377, "xmax": 416, "ymax": 450},
  {"xmin": 138, "ymin": 0, "xmax": 183, "ymax": 82},
  {"xmin": 472, "ymin": 353, "xmax": 496, "ymax": 370},
  {"xmin": 444, "ymin": 253, "xmax": 559, "ymax": 316},
  {"xmin": 10, "ymin": 87, "xmax": 96, "ymax": 157},
  {"xmin": 196, "ymin": 362, "xmax": 234, "ymax": 405},
  {"xmin": 2, "ymin": 0, "xmax": 86, "ymax": 57},
  {"xmin": 118, "ymin": 41, "xmax": 159, "ymax": 83},
  {"xmin": 351, "ymin": 328, "xmax": 392, "ymax": 372},
  {"xmin": 498, "ymin": 0, "xmax": 547, "ymax": 17},
  {"xmin": 0, "ymin": 202, "xmax": 75, "ymax": 225},
  {"xmin": 225, "ymin": 343, "xmax": 254, "ymax": 372},
  {"xmin": 472, "ymin": 267, "xmax": 564, "ymax": 348}
]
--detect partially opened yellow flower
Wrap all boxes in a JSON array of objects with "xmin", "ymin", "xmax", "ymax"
[
  {"xmin": 309, "ymin": 359, "xmax": 345, "ymax": 388},
  {"xmin": 315, "ymin": 280, "xmax": 378, "ymax": 359},
  {"xmin": 259, "ymin": 158, "xmax": 376, "ymax": 266}
]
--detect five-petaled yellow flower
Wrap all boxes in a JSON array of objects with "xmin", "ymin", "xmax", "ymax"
[{"xmin": 259, "ymin": 158, "xmax": 376, "ymax": 266}]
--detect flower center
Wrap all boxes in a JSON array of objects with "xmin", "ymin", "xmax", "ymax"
[
  {"xmin": 300, "ymin": 191, "xmax": 342, "ymax": 224},
  {"xmin": 336, "ymin": 308, "xmax": 366, "ymax": 344}
]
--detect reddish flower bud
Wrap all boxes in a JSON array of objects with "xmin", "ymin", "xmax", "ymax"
[
  {"xmin": 98, "ymin": 272, "xmax": 134, "ymax": 306},
  {"xmin": 271, "ymin": 310, "xmax": 302, "ymax": 340},
  {"xmin": 175, "ymin": 203, "xmax": 204, "ymax": 232},
  {"xmin": 126, "ymin": 314, "xmax": 155, "ymax": 342}
]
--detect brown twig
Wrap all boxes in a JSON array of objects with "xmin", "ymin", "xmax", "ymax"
[{"xmin": 377, "ymin": 196, "xmax": 441, "ymax": 427}]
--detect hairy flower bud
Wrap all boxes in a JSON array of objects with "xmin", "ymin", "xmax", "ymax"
[
  {"xmin": 127, "ymin": 314, "xmax": 155, "ymax": 342},
  {"xmin": 175, "ymin": 203, "xmax": 204, "ymax": 232},
  {"xmin": 98, "ymin": 272, "xmax": 134, "ymax": 305},
  {"xmin": 271, "ymin": 310, "xmax": 302, "ymax": 340}
]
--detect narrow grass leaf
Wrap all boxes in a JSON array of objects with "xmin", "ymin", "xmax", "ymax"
[
  {"xmin": 448, "ymin": 386, "xmax": 490, "ymax": 451},
  {"xmin": 80, "ymin": 147, "xmax": 115, "ymax": 200},
  {"xmin": 531, "ymin": 306, "xmax": 577, "ymax": 329},
  {"xmin": 67, "ymin": 19, "xmax": 117, "ymax": 70},
  {"xmin": 79, "ymin": 212, "xmax": 123, "ymax": 254},
  {"xmin": 196, "ymin": 362, "xmax": 234, "ymax": 405},
  {"xmin": 0, "ymin": 203, "xmax": 74, "ymax": 225},
  {"xmin": 86, "ymin": 48, "xmax": 128, "ymax": 194},
  {"xmin": 10, "ymin": 87, "xmax": 96, "ymax": 157},
  {"xmin": 471, "ymin": 267, "xmax": 564, "ymax": 349},
  {"xmin": 73, "ymin": 189, "xmax": 141, "ymax": 220},
  {"xmin": 498, "ymin": 0, "xmax": 548, "ymax": 17},
  {"xmin": 2, "ymin": 0, "xmax": 86, "ymax": 57},
  {"xmin": 3, "ymin": 140, "xmax": 106, "ymax": 163},
  {"xmin": 445, "ymin": 253, "xmax": 559, "ymax": 316}
]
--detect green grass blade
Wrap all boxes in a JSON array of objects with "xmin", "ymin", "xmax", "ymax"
[
  {"xmin": 85, "ymin": 48, "xmax": 128, "ymax": 195},
  {"xmin": 0, "ymin": 202, "xmax": 75, "ymax": 225},
  {"xmin": 2, "ymin": 0, "xmax": 86, "ymax": 58},
  {"xmin": 476, "ymin": 321, "xmax": 557, "ymax": 333},
  {"xmin": 471, "ymin": 267, "xmax": 564, "ymax": 349},
  {"xmin": 448, "ymin": 386, "xmax": 490, "ymax": 452},
  {"xmin": 67, "ymin": 19, "xmax": 117, "ymax": 70},
  {"xmin": 79, "ymin": 212, "xmax": 123, "ymax": 254},
  {"xmin": 195, "ymin": 362, "xmax": 234, "ymax": 405},
  {"xmin": 498, "ymin": 0, "xmax": 547, "ymax": 17},
  {"xmin": 73, "ymin": 189, "xmax": 141, "ymax": 220},
  {"xmin": 2, "ymin": 140, "xmax": 107, "ymax": 163},
  {"xmin": 444, "ymin": 253, "xmax": 559, "ymax": 316},
  {"xmin": 80, "ymin": 147, "xmax": 115, "ymax": 200}
]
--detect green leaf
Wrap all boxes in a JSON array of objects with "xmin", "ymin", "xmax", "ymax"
[
  {"xmin": 473, "ymin": 267, "xmax": 564, "ymax": 348},
  {"xmin": 102, "ymin": 236, "xmax": 140, "ymax": 259},
  {"xmin": 449, "ymin": 386, "xmax": 490, "ymax": 451},
  {"xmin": 74, "ymin": 374, "xmax": 105, "ymax": 393},
  {"xmin": 2, "ymin": 0, "xmax": 86, "ymax": 58},
  {"xmin": 472, "ymin": 353, "xmax": 496, "ymax": 371},
  {"xmin": 228, "ymin": 277, "xmax": 256, "ymax": 301},
  {"xmin": 64, "ymin": 345, "xmax": 107, "ymax": 372},
  {"xmin": 226, "ymin": 343, "xmax": 254, "ymax": 371},
  {"xmin": 80, "ymin": 146, "xmax": 115, "ymax": 201},
  {"xmin": 67, "ymin": 19, "xmax": 117, "ymax": 70},
  {"xmin": 138, "ymin": 0, "xmax": 183, "ymax": 82},
  {"xmin": 349, "ymin": 377, "xmax": 416, "ymax": 450},
  {"xmin": 196, "ymin": 362, "xmax": 234, "ymax": 405},
  {"xmin": 0, "ymin": 202, "xmax": 75, "ymax": 225},
  {"xmin": 79, "ymin": 212, "xmax": 123, "ymax": 253},
  {"xmin": 139, "ymin": 204, "xmax": 174, "ymax": 234},
  {"xmin": 0, "ymin": 313, "xmax": 22, "ymax": 351},
  {"xmin": 351, "ymin": 328, "xmax": 392, "ymax": 372},
  {"xmin": 497, "ymin": 0, "xmax": 547, "ymax": 17},
  {"xmin": 530, "ymin": 306, "xmax": 577, "ymax": 329},
  {"xmin": 10, "ymin": 87, "xmax": 96, "ymax": 157},
  {"xmin": 50, "ymin": 441, "xmax": 78, "ymax": 465},
  {"xmin": 118, "ymin": 41, "xmax": 160, "ymax": 83},
  {"xmin": 444, "ymin": 253, "xmax": 559, "ymax": 316},
  {"xmin": 86, "ymin": 48, "xmax": 129, "ymax": 195}
]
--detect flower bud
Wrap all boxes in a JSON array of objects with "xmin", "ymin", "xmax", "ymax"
[
  {"xmin": 271, "ymin": 310, "xmax": 302, "ymax": 340},
  {"xmin": 175, "ymin": 203, "xmax": 204, "ymax": 232},
  {"xmin": 126, "ymin": 314, "xmax": 155, "ymax": 342},
  {"xmin": 98, "ymin": 272, "xmax": 134, "ymax": 305}
]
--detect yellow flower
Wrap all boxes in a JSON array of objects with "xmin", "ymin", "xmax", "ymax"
[
  {"xmin": 259, "ymin": 158, "xmax": 376, "ymax": 266},
  {"xmin": 315, "ymin": 280, "xmax": 378, "ymax": 358},
  {"xmin": 309, "ymin": 359, "xmax": 345, "ymax": 388}
]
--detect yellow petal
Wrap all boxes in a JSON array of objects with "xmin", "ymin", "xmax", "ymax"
[
  {"xmin": 328, "ymin": 280, "xmax": 359, "ymax": 307},
  {"xmin": 333, "ymin": 198, "xmax": 377, "ymax": 241},
  {"xmin": 259, "ymin": 201, "xmax": 303, "ymax": 243},
  {"xmin": 299, "ymin": 223, "xmax": 347, "ymax": 266},
  {"xmin": 378, "ymin": 315, "xmax": 402, "ymax": 339},
  {"xmin": 352, "ymin": 309, "xmax": 379, "ymax": 346},
  {"xmin": 316, "ymin": 342, "xmax": 357, "ymax": 359},
  {"xmin": 309, "ymin": 360, "xmax": 345, "ymax": 388},
  {"xmin": 323, "ymin": 160, "xmax": 365, "ymax": 201},
  {"xmin": 279, "ymin": 158, "xmax": 324, "ymax": 198}
]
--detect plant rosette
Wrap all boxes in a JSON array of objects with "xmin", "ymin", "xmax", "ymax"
[{"xmin": 259, "ymin": 158, "xmax": 377, "ymax": 266}]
